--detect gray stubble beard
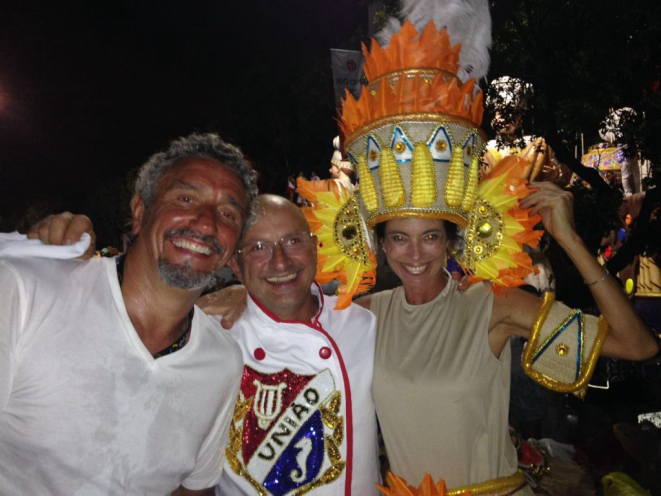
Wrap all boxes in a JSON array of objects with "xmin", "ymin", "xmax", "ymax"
[{"xmin": 157, "ymin": 257, "xmax": 218, "ymax": 290}]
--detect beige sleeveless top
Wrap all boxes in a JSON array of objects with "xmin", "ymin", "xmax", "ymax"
[{"xmin": 371, "ymin": 279, "xmax": 518, "ymax": 488}]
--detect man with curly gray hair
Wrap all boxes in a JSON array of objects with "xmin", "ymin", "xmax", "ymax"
[
  {"xmin": 135, "ymin": 133, "xmax": 258, "ymax": 213},
  {"xmin": 3, "ymin": 132, "xmax": 258, "ymax": 495},
  {"xmin": 129, "ymin": 133, "xmax": 257, "ymax": 290}
]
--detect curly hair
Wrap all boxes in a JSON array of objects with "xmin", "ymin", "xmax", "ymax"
[{"xmin": 134, "ymin": 133, "xmax": 258, "ymax": 211}]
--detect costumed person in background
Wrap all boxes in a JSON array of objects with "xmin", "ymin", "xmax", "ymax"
[
  {"xmin": 482, "ymin": 75, "xmax": 571, "ymax": 296},
  {"xmin": 481, "ymin": 76, "xmax": 533, "ymax": 177},
  {"xmin": 573, "ymin": 109, "xmax": 650, "ymax": 423},
  {"xmin": 303, "ymin": 1, "xmax": 658, "ymax": 493},
  {"xmin": 481, "ymin": 77, "xmax": 571, "ymax": 188},
  {"xmin": 329, "ymin": 135, "xmax": 357, "ymax": 194},
  {"xmin": 287, "ymin": 173, "xmax": 297, "ymax": 201},
  {"xmin": 599, "ymin": 107, "xmax": 642, "ymax": 196},
  {"xmin": 576, "ymin": 108, "xmax": 642, "ymax": 196}
]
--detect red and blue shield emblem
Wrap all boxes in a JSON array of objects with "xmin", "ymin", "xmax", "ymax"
[{"xmin": 227, "ymin": 366, "xmax": 345, "ymax": 495}]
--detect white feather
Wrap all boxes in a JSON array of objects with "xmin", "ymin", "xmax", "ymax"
[
  {"xmin": 374, "ymin": 18, "xmax": 402, "ymax": 47},
  {"xmin": 375, "ymin": 0, "xmax": 492, "ymax": 84}
]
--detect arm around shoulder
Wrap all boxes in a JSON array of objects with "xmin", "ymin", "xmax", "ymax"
[{"xmin": 197, "ymin": 284, "xmax": 248, "ymax": 329}]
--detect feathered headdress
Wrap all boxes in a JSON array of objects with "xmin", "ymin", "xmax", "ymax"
[
  {"xmin": 300, "ymin": 0, "xmax": 542, "ymax": 307},
  {"xmin": 340, "ymin": 0, "xmax": 492, "ymax": 228}
]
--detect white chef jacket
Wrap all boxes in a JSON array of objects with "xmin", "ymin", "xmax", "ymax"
[{"xmin": 217, "ymin": 283, "xmax": 380, "ymax": 495}]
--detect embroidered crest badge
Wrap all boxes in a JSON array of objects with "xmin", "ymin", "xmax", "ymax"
[{"xmin": 227, "ymin": 366, "xmax": 346, "ymax": 495}]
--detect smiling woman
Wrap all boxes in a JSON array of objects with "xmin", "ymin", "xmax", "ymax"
[
  {"xmin": 327, "ymin": 5, "xmax": 659, "ymax": 494},
  {"xmin": 379, "ymin": 219, "xmax": 449, "ymax": 305}
]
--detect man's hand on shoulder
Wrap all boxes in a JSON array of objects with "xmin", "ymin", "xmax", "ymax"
[
  {"xmin": 197, "ymin": 284, "xmax": 248, "ymax": 329},
  {"xmin": 27, "ymin": 212, "xmax": 96, "ymax": 260}
]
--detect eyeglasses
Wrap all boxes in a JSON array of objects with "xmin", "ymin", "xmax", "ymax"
[{"xmin": 237, "ymin": 231, "xmax": 314, "ymax": 262}]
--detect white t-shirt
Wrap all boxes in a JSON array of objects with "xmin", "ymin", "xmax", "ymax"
[
  {"xmin": 0, "ymin": 256, "xmax": 243, "ymax": 495},
  {"xmin": 217, "ymin": 284, "xmax": 380, "ymax": 495}
]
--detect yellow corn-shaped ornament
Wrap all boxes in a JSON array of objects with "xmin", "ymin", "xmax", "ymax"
[
  {"xmin": 461, "ymin": 153, "xmax": 480, "ymax": 212},
  {"xmin": 410, "ymin": 143, "xmax": 437, "ymax": 208},
  {"xmin": 445, "ymin": 143, "xmax": 465, "ymax": 207},
  {"xmin": 358, "ymin": 155, "xmax": 379, "ymax": 213},
  {"xmin": 379, "ymin": 148, "xmax": 405, "ymax": 208}
]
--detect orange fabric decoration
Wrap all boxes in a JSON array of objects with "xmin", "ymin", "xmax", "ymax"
[{"xmin": 377, "ymin": 473, "xmax": 472, "ymax": 496}]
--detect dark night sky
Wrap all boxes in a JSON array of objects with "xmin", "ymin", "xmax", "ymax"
[{"xmin": 0, "ymin": 1, "xmax": 368, "ymax": 228}]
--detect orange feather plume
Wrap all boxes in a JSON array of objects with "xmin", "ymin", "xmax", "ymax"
[
  {"xmin": 340, "ymin": 21, "xmax": 484, "ymax": 140},
  {"xmin": 377, "ymin": 473, "xmax": 472, "ymax": 496}
]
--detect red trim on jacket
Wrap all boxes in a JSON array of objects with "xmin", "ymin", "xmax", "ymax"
[{"xmin": 250, "ymin": 283, "xmax": 354, "ymax": 495}]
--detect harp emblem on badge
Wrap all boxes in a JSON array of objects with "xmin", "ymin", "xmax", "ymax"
[{"xmin": 253, "ymin": 380, "xmax": 287, "ymax": 430}]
